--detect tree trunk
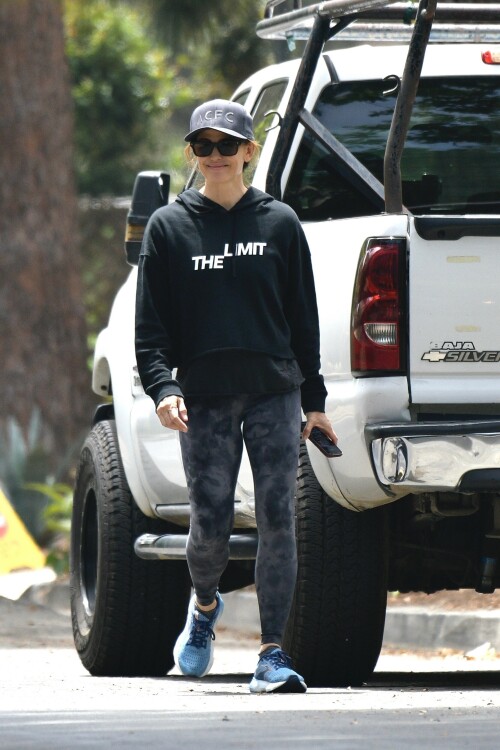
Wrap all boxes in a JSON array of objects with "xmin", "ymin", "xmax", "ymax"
[{"xmin": 0, "ymin": 0, "xmax": 90, "ymax": 471}]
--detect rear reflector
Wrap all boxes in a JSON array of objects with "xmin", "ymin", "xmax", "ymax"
[
  {"xmin": 351, "ymin": 238, "xmax": 406, "ymax": 375},
  {"xmin": 482, "ymin": 51, "xmax": 500, "ymax": 65}
]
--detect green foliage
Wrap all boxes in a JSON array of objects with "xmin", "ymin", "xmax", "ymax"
[
  {"xmin": 24, "ymin": 482, "xmax": 73, "ymax": 536},
  {"xmin": 0, "ymin": 411, "xmax": 45, "ymax": 493},
  {"xmin": 142, "ymin": 0, "xmax": 287, "ymax": 96},
  {"xmin": 0, "ymin": 411, "xmax": 51, "ymax": 541},
  {"xmin": 25, "ymin": 482, "xmax": 73, "ymax": 574},
  {"xmin": 65, "ymin": 0, "xmax": 172, "ymax": 195},
  {"xmin": 0, "ymin": 411, "xmax": 77, "ymax": 558}
]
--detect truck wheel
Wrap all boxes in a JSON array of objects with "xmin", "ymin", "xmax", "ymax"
[
  {"xmin": 283, "ymin": 444, "xmax": 389, "ymax": 687},
  {"xmin": 70, "ymin": 419, "xmax": 191, "ymax": 676}
]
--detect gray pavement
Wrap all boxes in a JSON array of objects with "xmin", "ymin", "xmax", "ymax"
[
  {"xmin": 3, "ymin": 645, "xmax": 500, "ymax": 750},
  {"xmin": 4, "ymin": 573, "xmax": 500, "ymax": 750}
]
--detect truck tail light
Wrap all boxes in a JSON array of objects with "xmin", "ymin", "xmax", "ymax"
[{"xmin": 351, "ymin": 238, "xmax": 406, "ymax": 375}]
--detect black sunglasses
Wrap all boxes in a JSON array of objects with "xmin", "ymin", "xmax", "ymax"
[{"xmin": 190, "ymin": 138, "xmax": 243, "ymax": 157}]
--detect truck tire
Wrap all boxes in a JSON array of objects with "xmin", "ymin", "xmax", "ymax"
[
  {"xmin": 70, "ymin": 419, "xmax": 191, "ymax": 676},
  {"xmin": 283, "ymin": 444, "xmax": 389, "ymax": 687}
]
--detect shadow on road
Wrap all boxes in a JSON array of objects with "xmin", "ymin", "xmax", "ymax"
[
  {"xmin": 167, "ymin": 670, "xmax": 500, "ymax": 691},
  {"xmin": 367, "ymin": 671, "xmax": 500, "ymax": 689}
]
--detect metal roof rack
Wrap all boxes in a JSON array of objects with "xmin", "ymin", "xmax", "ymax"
[
  {"xmin": 258, "ymin": 2, "xmax": 500, "ymax": 43},
  {"xmin": 258, "ymin": 0, "xmax": 400, "ymax": 39},
  {"xmin": 261, "ymin": 1, "xmax": 500, "ymax": 213}
]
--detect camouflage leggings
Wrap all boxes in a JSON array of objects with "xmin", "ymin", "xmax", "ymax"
[{"xmin": 179, "ymin": 389, "xmax": 301, "ymax": 645}]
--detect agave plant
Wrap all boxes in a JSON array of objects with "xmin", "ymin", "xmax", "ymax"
[{"xmin": 0, "ymin": 409, "xmax": 71, "ymax": 548}]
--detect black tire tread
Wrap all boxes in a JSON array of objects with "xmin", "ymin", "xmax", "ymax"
[
  {"xmin": 283, "ymin": 444, "xmax": 388, "ymax": 687},
  {"xmin": 70, "ymin": 420, "xmax": 190, "ymax": 676}
]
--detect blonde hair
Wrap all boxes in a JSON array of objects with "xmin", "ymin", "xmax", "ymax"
[{"xmin": 244, "ymin": 140, "xmax": 261, "ymax": 171}]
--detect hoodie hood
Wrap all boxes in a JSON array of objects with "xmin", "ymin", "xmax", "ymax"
[{"xmin": 176, "ymin": 186, "xmax": 274, "ymax": 215}]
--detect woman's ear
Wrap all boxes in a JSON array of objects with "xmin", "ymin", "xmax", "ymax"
[{"xmin": 244, "ymin": 141, "xmax": 256, "ymax": 163}]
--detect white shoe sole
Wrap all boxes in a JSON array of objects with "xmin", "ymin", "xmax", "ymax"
[{"xmin": 249, "ymin": 675, "xmax": 307, "ymax": 694}]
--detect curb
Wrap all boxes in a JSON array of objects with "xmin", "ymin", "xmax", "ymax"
[
  {"xmin": 222, "ymin": 590, "xmax": 500, "ymax": 652},
  {"xmin": 383, "ymin": 606, "xmax": 500, "ymax": 651}
]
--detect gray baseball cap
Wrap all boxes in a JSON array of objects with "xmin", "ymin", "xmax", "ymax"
[{"xmin": 184, "ymin": 99, "xmax": 254, "ymax": 142}]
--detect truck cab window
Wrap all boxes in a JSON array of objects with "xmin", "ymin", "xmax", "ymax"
[
  {"xmin": 284, "ymin": 77, "xmax": 500, "ymax": 220},
  {"xmin": 251, "ymin": 80, "xmax": 288, "ymax": 146}
]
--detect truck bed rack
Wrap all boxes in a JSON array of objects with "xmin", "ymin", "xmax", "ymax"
[
  {"xmin": 258, "ymin": 1, "xmax": 500, "ymax": 43},
  {"xmin": 261, "ymin": 1, "xmax": 500, "ymax": 211}
]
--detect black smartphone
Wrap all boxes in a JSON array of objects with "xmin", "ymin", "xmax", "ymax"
[{"xmin": 301, "ymin": 423, "xmax": 342, "ymax": 458}]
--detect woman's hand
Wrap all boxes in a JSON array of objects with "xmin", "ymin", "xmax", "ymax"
[
  {"xmin": 302, "ymin": 411, "xmax": 338, "ymax": 444},
  {"xmin": 156, "ymin": 396, "xmax": 189, "ymax": 432}
]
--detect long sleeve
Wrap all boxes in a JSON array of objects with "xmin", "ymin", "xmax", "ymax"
[
  {"xmin": 134, "ymin": 221, "xmax": 183, "ymax": 407},
  {"xmin": 284, "ymin": 221, "xmax": 327, "ymax": 414}
]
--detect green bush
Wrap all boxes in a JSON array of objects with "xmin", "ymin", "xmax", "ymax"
[
  {"xmin": 65, "ymin": 0, "xmax": 171, "ymax": 195},
  {"xmin": 0, "ymin": 410, "xmax": 76, "ymax": 566}
]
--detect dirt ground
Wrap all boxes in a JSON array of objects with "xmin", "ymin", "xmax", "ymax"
[{"xmin": 387, "ymin": 588, "xmax": 500, "ymax": 612}]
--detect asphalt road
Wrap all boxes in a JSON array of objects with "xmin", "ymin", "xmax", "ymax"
[
  {"xmin": 2, "ymin": 586, "xmax": 500, "ymax": 748},
  {"xmin": 2, "ymin": 638, "xmax": 500, "ymax": 749}
]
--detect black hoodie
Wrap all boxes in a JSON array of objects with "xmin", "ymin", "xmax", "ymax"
[{"xmin": 135, "ymin": 187, "xmax": 326, "ymax": 412}]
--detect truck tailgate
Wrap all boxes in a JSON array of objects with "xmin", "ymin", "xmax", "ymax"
[{"xmin": 409, "ymin": 215, "xmax": 500, "ymax": 406}]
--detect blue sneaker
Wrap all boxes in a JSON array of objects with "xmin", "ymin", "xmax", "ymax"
[
  {"xmin": 249, "ymin": 647, "xmax": 307, "ymax": 693},
  {"xmin": 173, "ymin": 592, "xmax": 224, "ymax": 677}
]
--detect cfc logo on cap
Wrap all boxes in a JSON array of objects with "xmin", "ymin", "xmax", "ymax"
[{"xmin": 197, "ymin": 109, "xmax": 235, "ymax": 126}]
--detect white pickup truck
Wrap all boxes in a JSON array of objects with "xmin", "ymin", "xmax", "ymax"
[{"xmin": 70, "ymin": 1, "xmax": 500, "ymax": 686}]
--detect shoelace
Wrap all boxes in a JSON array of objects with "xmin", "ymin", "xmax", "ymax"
[
  {"xmin": 187, "ymin": 614, "xmax": 216, "ymax": 649},
  {"xmin": 260, "ymin": 649, "xmax": 292, "ymax": 669}
]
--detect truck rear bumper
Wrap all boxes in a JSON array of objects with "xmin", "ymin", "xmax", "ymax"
[{"xmin": 367, "ymin": 420, "xmax": 500, "ymax": 493}]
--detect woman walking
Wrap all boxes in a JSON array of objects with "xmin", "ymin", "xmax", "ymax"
[{"xmin": 135, "ymin": 99, "xmax": 336, "ymax": 693}]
